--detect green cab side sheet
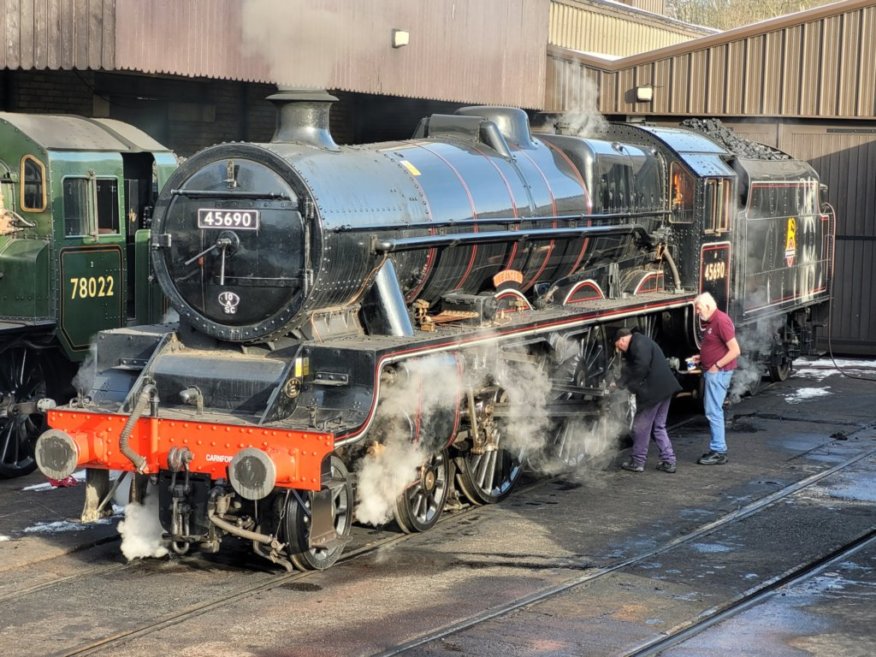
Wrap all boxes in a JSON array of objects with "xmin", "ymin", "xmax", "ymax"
[{"xmin": 59, "ymin": 246, "xmax": 124, "ymax": 353}]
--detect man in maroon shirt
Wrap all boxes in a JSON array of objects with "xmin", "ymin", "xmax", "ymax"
[{"xmin": 689, "ymin": 292, "xmax": 741, "ymax": 465}]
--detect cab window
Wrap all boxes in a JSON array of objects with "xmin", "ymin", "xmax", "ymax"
[
  {"xmin": 96, "ymin": 178, "xmax": 120, "ymax": 233},
  {"xmin": 21, "ymin": 156, "xmax": 47, "ymax": 211},
  {"xmin": 63, "ymin": 178, "xmax": 90, "ymax": 236},
  {"xmin": 669, "ymin": 163, "xmax": 694, "ymax": 224},
  {"xmin": 704, "ymin": 178, "xmax": 732, "ymax": 234},
  {"xmin": 63, "ymin": 176, "xmax": 120, "ymax": 237}
]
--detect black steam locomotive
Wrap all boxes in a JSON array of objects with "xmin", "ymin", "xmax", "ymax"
[{"xmin": 34, "ymin": 91, "xmax": 833, "ymax": 570}]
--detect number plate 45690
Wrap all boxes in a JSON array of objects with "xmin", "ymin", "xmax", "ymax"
[{"xmin": 197, "ymin": 208, "xmax": 260, "ymax": 230}]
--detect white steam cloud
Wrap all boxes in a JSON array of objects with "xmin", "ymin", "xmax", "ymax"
[
  {"xmin": 118, "ymin": 483, "xmax": 169, "ymax": 561},
  {"xmin": 241, "ymin": 1, "xmax": 342, "ymax": 89},
  {"xmin": 354, "ymin": 355, "xmax": 459, "ymax": 526},
  {"xmin": 730, "ymin": 316, "xmax": 786, "ymax": 402},
  {"xmin": 354, "ymin": 343, "xmax": 630, "ymax": 526},
  {"xmin": 541, "ymin": 59, "xmax": 608, "ymax": 138},
  {"xmin": 355, "ymin": 436, "xmax": 426, "ymax": 527},
  {"xmin": 72, "ymin": 342, "xmax": 98, "ymax": 398}
]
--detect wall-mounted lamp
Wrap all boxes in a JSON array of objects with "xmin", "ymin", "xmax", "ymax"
[
  {"xmin": 392, "ymin": 29, "xmax": 410, "ymax": 48},
  {"xmin": 635, "ymin": 85, "xmax": 654, "ymax": 102}
]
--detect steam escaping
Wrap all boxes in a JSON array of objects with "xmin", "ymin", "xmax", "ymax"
[
  {"xmin": 241, "ymin": 1, "xmax": 341, "ymax": 89},
  {"xmin": 355, "ymin": 436, "xmax": 426, "ymax": 527},
  {"xmin": 539, "ymin": 398, "xmax": 632, "ymax": 476},
  {"xmin": 729, "ymin": 354, "xmax": 763, "ymax": 403},
  {"xmin": 491, "ymin": 349, "xmax": 553, "ymax": 458},
  {"xmin": 538, "ymin": 59, "xmax": 608, "ymax": 138},
  {"xmin": 72, "ymin": 342, "xmax": 98, "ymax": 398},
  {"xmin": 730, "ymin": 317, "xmax": 785, "ymax": 402},
  {"xmin": 354, "ymin": 342, "xmax": 631, "ymax": 527},
  {"xmin": 354, "ymin": 355, "xmax": 459, "ymax": 526},
  {"xmin": 117, "ymin": 485, "xmax": 169, "ymax": 561}
]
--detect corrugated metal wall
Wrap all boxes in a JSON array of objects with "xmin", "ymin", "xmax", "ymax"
[
  {"xmin": 0, "ymin": 0, "xmax": 115, "ymax": 70},
  {"xmin": 777, "ymin": 125, "xmax": 876, "ymax": 355},
  {"xmin": 115, "ymin": 0, "xmax": 550, "ymax": 109},
  {"xmin": 546, "ymin": 0, "xmax": 876, "ymax": 119},
  {"xmin": 549, "ymin": 0, "xmax": 708, "ymax": 57}
]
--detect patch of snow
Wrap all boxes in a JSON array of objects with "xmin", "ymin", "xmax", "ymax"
[
  {"xmin": 793, "ymin": 358, "xmax": 876, "ymax": 381},
  {"xmin": 691, "ymin": 543, "xmax": 732, "ymax": 553},
  {"xmin": 827, "ymin": 484, "xmax": 876, "ymax": 503},
  {"xmin": 23, "ymin": 520, "xmax": 89, "ymax": 534},
  {"xmin": 784, "ymin": 387, "xmax": 832, "ymax": 404},
  {"xmin": 797, "ymin": 358, "xmax": 876, "ymax": 369}
]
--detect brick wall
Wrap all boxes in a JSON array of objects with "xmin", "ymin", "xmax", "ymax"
[
  {"xmin": 0, "ymin": 70, "xmax": 277, "ymax": 156},
  {"xmin": 0, "ymin": 70, "xmax": 463, "ymax": 155},
  {"xmin": 1, "ymin": 70, "xmax": 95, "ymax": 116}
]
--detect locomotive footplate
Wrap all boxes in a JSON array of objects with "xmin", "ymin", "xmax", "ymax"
[
  {"xmin": 296, "ymin": 289, "xmax": 696, "ymax": 444},
  {"xmin": 316, "ymin": 289, "xmax": 696, "ymax": 357}
]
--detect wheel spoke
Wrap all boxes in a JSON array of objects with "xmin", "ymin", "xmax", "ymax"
[
  {"xmin": 412, "ymin": 491, "xmax": 426, "ymax": 520},
  {"xmin": 479, "ymin": 451, "xmax": 495, "ymax": 491},
  {"xmin": 17, "ymin": 349, "xmax": 27, "ymax": 387},
  {"xmin": 0, "ymin": 420, "xmax": 14, "ymax": 463}
]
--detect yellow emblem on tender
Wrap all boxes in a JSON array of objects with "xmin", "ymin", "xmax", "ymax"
[{"xmin": 784, "ymin": 217, "xmax": 797, "ymax": 267}]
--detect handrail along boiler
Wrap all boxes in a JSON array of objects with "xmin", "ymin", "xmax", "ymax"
[{"xmin": 34, "ymin": 91, "xmax": 833, "ymax": 570}]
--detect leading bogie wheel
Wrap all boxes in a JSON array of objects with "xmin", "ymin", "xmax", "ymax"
[
  {"xmin": 284, "ymin": 455, "xmax": 353, "ymax": 570},
  {"xmin": 394, "ymin": 448, "xmax": 451, "ymax": 533}
]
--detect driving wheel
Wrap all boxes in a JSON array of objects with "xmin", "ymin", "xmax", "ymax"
[{"xmin": 394, "ymin": 448, "xmax": 451, "ymax": 532}]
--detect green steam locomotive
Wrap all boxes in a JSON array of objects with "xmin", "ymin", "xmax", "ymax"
[{"xmin": 0, "ymin": 112, "xmax": 176, "ymax": 478}]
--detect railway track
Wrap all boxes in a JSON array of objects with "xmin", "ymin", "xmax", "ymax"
[
  {"xmin": 371, "ymin": 442, "xmax": 876, "ymax": 656},
  {"xmin": 1, "ymin": 416, "xmax": 872, "ymax": 657},
  {"xmin": 624, "ymin": 529, "xmax": 876, "ymax": 656},
  {"xmin": 0, "ymin": 414, "xmax": 703, "ymax": 611}
]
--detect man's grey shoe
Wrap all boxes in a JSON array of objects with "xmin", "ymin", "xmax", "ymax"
[
  {"xmin": 697, "ymin": 451, "xmax": 728, "ymax": 465},
  {"xmin": 656, "ymin": 461, "xmax": 677, "ymax": 473},
  {"xmin": 620, "ymin": 461, "xmax": 645, "ymax": 472}
]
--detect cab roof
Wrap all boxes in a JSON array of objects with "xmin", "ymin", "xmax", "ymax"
[{"xmin": 0, "ymin": 112, "xmax": 170, "ymax": 153}]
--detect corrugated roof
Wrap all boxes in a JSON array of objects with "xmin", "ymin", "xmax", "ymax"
[
  {"xmin": 549, "ymin": 0, "xmax": 715, "ymax": 58},
  {"xmin": 114, "ymin": 0, "xmax": 550, "ymax": 108},
  {"xmin": 0, "ymin": 112, "xmax": 172, "ymax": 151}
]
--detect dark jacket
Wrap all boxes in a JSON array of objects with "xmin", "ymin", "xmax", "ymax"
[{"xmin": 620, "ymin": 333, "xmax": 682, "ymax": 410}]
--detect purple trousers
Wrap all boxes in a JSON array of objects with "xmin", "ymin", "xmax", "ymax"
[{"xmin": 629, "ymin": 397, "xmax": 675, "ymax": 466}]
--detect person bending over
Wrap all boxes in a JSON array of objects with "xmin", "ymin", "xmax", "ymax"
[{"xmin": 614, "ymin": 327, "xmax": 681, "ymax": 473}]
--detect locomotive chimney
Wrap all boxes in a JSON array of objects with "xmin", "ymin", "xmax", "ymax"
[{"xmin": 267, "ymin": 89, "xmax": 339, "ymax": 150}]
